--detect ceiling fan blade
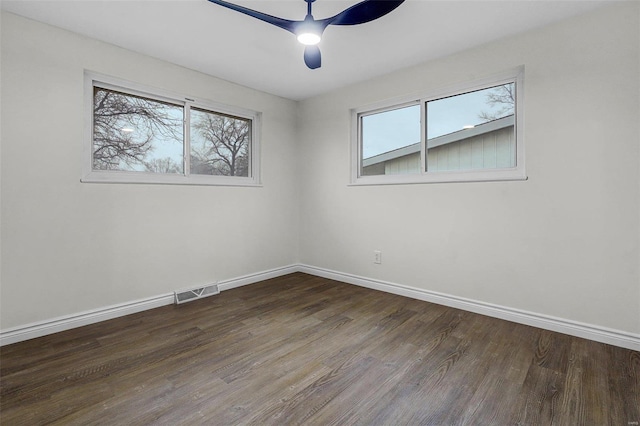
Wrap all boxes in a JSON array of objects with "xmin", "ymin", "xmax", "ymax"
[
  {"xmin": 304, "ymin": 45, "xmax": 322, "ymax": 69},
  {"xmin": 207, "ymin": 0, "xmax": 299, "ymax": 34},
  {"xmin": 325, "ymin": 0, "xmax": 405, "ymax": 26}
]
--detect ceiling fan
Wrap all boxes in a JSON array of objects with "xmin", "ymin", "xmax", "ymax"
[{"xmin": 206, "ymin": 0, "xmax": 406, "ymax": 69}]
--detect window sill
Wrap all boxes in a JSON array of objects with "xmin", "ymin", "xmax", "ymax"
[
  {"xmin": 81, "ymin": 171, "xmax": 262, "ymax": 187},
  {"xmin": 350, "ymin": 168, "xmax": 527, "ymax": 186}
]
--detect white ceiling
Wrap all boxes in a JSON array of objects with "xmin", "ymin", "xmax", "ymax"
[{"xmin": 1, "ymin": 0, "xmax": 616, "ymax": 100}]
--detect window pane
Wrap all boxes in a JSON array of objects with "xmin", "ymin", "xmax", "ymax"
[
  {"xmin": 361, "ymin": 104, "xmax": 421, "ymax": 176},
  {"xmin": 426, "ymin": 83, "xmax": 515, "ymax": 172},
  {"xmin": 92, "ymin": 87, "xmax": 184, "ymax": 173},
  {"xmin": 190, "ymin": 108, "xmax": 251, "ymax": 177}
]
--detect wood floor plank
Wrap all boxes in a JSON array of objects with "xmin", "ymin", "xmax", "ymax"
[
  {"xmin": 344, "ymin": 335, "xmax": 468, "ymax": 425},
  {"xmin": 560, "ymin": 340, "xmax": 611, "ymax": 424},
  {"xmin": 606, "ymin": 344, "xmax": 640, "ymax": 425},
  {"xmin": 246, "ymin": 355, "xmax": 377, "ymax": 425},
  {"xmin": 509, "ymin": 363, "xmax": 565, "ymax": 425},
  {"xmin": 1, "ymin": 272, "xmax": 637, "ymax": 425},
  {"xmin": 457, "ymin": 320, "xmax": 533, "ymax": 425}
]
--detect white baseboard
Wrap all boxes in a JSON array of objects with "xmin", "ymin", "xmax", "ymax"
[
  {"xmin": 0, "ymin": 293, "xmax": 175, "ymax": 347},
  {"xmin": 2, "ymin": 263, "xmax": 638, "ymax": 351},
  {"xmin": 298, "ymin": 264, "xmax": 640, "ymax": 351},
  {"xmin": 0, "ymin": 264, "xmax": 298, "ymax": 347},
  {"xmin": 217, "ymin": 265, "xmax": 299, "ymax": 291}
]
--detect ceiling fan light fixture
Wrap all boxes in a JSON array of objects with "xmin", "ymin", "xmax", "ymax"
[
  {"xmin": 296, "ymin": 17, "xmax": 323, "ymax": 45},
  {"xmin": 206, "ymin": 0, "xmax": 406, "ymax": 69},
  {"xmin": 297, "ymin": 32, "xmax": 321, "ymax": 45}
]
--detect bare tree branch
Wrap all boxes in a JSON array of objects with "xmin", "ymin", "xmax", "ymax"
[
  {"xmin": 144, "ymin": 157, "xmax": 182, "ymax": 174},
  {"xmin": 92, "ymin": 88, "xmax": 183, "ymax": 171},
  {"xmin": 478, "ymin": 84, "xmax": 515, "ymax": 122},
  {"xmin": 190, "ymin": 110, "xmax": 250, "ymax": 177}
]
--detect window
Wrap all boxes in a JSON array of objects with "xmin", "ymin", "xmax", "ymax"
[
  {"xmin": 83, "ymin": 72, "xmax": 260, "ymax": 186},
  {"xmin": 352, "ymin": 67, "xmax": 525, "ymax": 184}
]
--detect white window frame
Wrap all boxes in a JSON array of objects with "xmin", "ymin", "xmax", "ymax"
[
  {"xmin": 82, "ymin": 71, "xmax": 261, "ymax": 186},
  {"xmin": 350, "ymin": 67, "xmax": 525, "ymax": 185}
]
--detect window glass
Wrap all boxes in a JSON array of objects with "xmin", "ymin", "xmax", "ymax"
[
  {"xmin": 426, "ymin": 83, "xmax": 515, "ymax": 172},
  {"xmin": 361, "ymin": 104, "xmax": 420, "ymax": 176},
  {"xmin": 92, "ymin": 87, "xmax": 184, "ymax": 173},
  {"xmin": 85, "ymin": 73, "xmax": 261, "ymax": 186},
  {"xmin": 190, "ymin": 108, "xmax": 251, "ymax": 177},
  {"xmin": 352, "ymin": 68, "xmax": 524, "ymax": 184}
]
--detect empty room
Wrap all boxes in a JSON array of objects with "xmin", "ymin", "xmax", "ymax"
[{"xmin": 1, "ymin": 0, "xmax": 638, "ymax": 424}]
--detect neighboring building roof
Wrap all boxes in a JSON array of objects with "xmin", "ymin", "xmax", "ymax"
[{"xmin": 363, "ymin": 115, "xmax": 514, "ymax": 168}]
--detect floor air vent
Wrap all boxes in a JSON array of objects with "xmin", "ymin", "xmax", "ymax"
[{"xmin": 174, "ymin": 284, "xmax": 219, "ymax": 304}]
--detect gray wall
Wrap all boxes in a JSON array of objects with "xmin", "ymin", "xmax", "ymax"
[
  {"xmin": 1, "ymin": 12, "xmax": 300, "ymax": 329},
  {"xmin": 297, "ymin": 3, "xmax": 640, "ymax": 335}
]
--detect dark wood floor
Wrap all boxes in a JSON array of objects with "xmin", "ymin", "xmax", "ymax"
[{"xmin": 1, "ymin": 273, "xmax": 638, "ymax": 425}]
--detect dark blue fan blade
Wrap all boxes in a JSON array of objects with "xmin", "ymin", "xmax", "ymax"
[
  {"xmin": 207, "ymin": 0, "xmax": 299, "ymax": 34},
  {"xmin": 304, "ymin": 45, "xmax": 321, "ymax": 69},
  {"xmin": 325, "ymin": 0, "xmax": 405, "ymax": 26}
]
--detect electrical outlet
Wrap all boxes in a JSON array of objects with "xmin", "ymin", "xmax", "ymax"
[{"xmin": 374, "ymin": 250, "xmax": 382, "ymax": 264}]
